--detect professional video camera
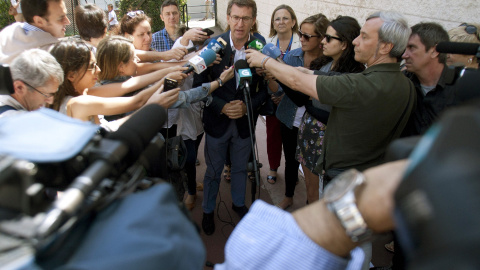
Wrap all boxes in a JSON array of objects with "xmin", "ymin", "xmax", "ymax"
[{"xmin": 0, "ymin": 104, "xmax": 191, "ymax": 268}]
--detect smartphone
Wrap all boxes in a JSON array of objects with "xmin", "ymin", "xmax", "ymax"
[
  {"xmin": 202, "ymin": 28, "xmax": 215, "ymax": 36},
  {"xmin": 187, "ymin": 45, "xmax": 199, "ymax": 54},
  {"xmin": 164, "ymin": 77, "xmax": 178, "ymax": 92}
]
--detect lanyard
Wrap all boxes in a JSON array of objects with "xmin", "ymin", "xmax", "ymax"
[
  {"xmin": 276, "ymin": 34, "xmax": 293, "ymax": 59},
  {"xmin": 163, "ymin": 30, "xmax": 172, "ymax": 51}
]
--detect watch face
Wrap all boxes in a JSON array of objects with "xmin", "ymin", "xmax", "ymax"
[{"xmin": 324, "ymin": 169, "xmax": 359, "ymax": 202}]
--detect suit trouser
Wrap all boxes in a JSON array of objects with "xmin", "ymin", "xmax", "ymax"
[{"xmin": 202, "ymin": 120, "xmax": 251, "ymax": 214}]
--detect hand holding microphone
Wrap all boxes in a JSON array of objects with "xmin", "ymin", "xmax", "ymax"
[{"xmin": 182, "ymin": 48, "xmax": 217, "ymax": 74}]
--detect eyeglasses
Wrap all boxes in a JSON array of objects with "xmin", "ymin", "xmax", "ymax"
[
  {"xmin": 87, "ymin": 62, "xmax": 99, "ymax": 71},
  {"xmin": 229, "ymin": 15, "xmax": 253, "ymax": 24},
  {"xmin": 460, "ymin": 23, "xmax": 480, "ymax": 40},
  {"xmin": 298, "ymin": 30, "xmax": 321, "ymax": 41},
  {"xmin": 21, "ymin": 81, "xmax": 55, "ymax": 98},
  {"xmin": 127, "ymin": 10, "xmax": 144, "ymax": 18},
  {"xmin": 324, "ymin": 34, "xmax": 342, "ymax": 43}
]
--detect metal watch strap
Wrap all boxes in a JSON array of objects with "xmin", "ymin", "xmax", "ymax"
[
  {"xmin": 327, "ymin": 171, "xmax": 372, "ymax": 243},
  {"xmin": 216, "ymin": 78, "xmax": 223, "ymax": 87}
]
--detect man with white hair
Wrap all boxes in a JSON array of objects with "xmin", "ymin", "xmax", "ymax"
[{"xmin": 0, "ymin": 49, "xmax": 63, "ymax": 117}]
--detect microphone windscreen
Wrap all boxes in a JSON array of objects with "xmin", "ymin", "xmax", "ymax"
[
  {"xmin": 436, "ymin": 42, "xmax": 480, "ymax": 55},
  {"xmin": 246, "ymin": 39, "xmax": 265, "ymax": 51},
  {"xmin": 234, "ymin": 59, "xmax": 249, "ymax": 72},
  {"xmin": 200, "ymin": 48, "xmax": 217, "ymax": 66},
  {"xmin": 262, "ymin": 43, "xmax": 282, "ymax": 59},
  {"xmin": 207, "ymin": 39, "xmax": 224, "ymax": 53},
  {"xmin": 107, "ymin": 104, "xmax": 167, "ymax": 166}
]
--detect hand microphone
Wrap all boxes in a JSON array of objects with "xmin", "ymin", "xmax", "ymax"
[
  {"xmin": 245, "ymin": 39, "xmax": 265, "ymax": 51},
  {"xmin": 235, "ymin": 59, "xmax": 252, "ymax": 90},
  {"xmin": 436, "ymin": 42, "xmax": 480, "ymax": 55},
  {"xmin": 35, "ymin": 104, "xmax": 167, "ymax": 238},
  {"xmin": 262, "ymin": 43, "xmax": 286, "ymax": 64},
  {"xmin": 198, "ymin": 37, "xmax": 227, "ymax": 55},
  {"xmin": 182, "ymin": 48, "xmax": 217, "ymax": 74}
]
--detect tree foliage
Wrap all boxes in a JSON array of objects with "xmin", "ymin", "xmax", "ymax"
[{"xmin": 118, "ymin": 0, "xmax": 187, "ymax": 33}]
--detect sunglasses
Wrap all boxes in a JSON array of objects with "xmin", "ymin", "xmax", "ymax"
[
  {"xmin": 127, "ymin": 10, "xmax": 144, "ymax": 18},
  {"xmin": 460, "ymin": 23, "xmax": 480, "ymax": 40},
  {"xmin": 298, "ymin": 30, "xmax": 321, "ymax": 41},
  {"xmin": 324, "ymin": 34, "xmax": 342, "ymax": 43}
]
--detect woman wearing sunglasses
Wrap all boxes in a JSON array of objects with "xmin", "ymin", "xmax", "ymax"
[
  {"xmin": 295, "ymin": 15, "xmax": 365, "ymax": 204},
  {"xmin": 447, "ymin": 23, "xmax": 480, "ymax": 69},
  {"xmin": 266, "ymin": 13, "xmax": 329, "ymax": 210},
  {"xmin": 262, "ymin": 5, "xmax": 301, "ymax": 185}
]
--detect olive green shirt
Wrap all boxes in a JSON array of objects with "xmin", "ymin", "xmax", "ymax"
[{"xmin": 314, "ymin": 63, "xmax": 415, "ymax": 172}]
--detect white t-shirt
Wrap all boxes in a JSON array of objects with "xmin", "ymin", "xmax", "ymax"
[{"xmin": 108, "ymin": 10, "xmax": 118, "ymax": 26}]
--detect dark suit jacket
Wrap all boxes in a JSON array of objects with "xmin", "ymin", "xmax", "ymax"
[{"xmin": 193, "ymin": 31, "xmax": 267, "ymax": 139}]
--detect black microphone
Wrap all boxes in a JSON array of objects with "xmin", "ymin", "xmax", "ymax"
[
  {"xmin": 234, "ymin": 59, "xmax": 252, "ymax": 90},
  {"xmin": 35, "ymin": 104, "xmax": 167, "ymax": 238},
  {"xmin": 436, "ymin": 42, "xmax": 480, "ymax": 55}
]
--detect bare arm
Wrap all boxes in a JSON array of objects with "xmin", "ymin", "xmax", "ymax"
[
  {"xmin": 136, "ymin": 61, "xmax": 187, "ymax": 76},
  {"xmin": 293, "ymin": 160, "xmax": 408, "ymax": 257},
  {"xmin": 68, "ymin": 80, "xmax": 164, "ymax": 121},
  {"xmin": 245, "ymin": 49, "xmax": 319, "ymax": 100},
  {"xmin": 86, "ymin": 66, "xmax": 188, "ymax": 97},
  {"xmin": 136, "ymin": 47, "xmax": 188, "ymax": 62}
]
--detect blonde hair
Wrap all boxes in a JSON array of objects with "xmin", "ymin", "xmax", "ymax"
[
  {"xmin": 97, "ymin": 36, "xmax": 134, "ymax": 80},
  {"xmin": 448, "ymin": 23, "xmax": 480, "ymax": 44}
]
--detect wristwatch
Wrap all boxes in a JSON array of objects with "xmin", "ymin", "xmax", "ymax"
[
  {"xmin": 216, "ymin": 78, "xmax": 223, "ymax": 87},
  {"xmin": 324, "ymin": 169, "xmax": 372, "ymax": 243}
]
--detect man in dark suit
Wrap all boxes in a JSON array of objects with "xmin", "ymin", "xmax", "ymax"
[{"xmin": 193, "ymin": 0, "xmax": 267, "ymax": 235}]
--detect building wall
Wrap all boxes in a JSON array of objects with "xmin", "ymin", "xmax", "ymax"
[{"xmin": 216, "ymin": 0, "xmax": 479, "ymax": 38}]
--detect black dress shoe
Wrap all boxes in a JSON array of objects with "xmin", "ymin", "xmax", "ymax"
[
  {"xmin": 231, "ymin": 204, "xmax": 248, "ymax": 218},
  {"xmin": 202, "ymin": 212, "xmax": 215, "ymax": 235}
]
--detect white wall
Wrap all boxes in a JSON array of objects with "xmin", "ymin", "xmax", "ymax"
[{"xmin": 216, "ymin": 0, "xmax": 480, "ymax": 38}]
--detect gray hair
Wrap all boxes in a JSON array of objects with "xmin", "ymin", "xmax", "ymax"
[
  {"xmin": 367, "ymin": 11, "xmax": 411, "ymax": 58},
  {"xmin": 10, "ymin": 49, "xmax": 64, "ymax": 89}
]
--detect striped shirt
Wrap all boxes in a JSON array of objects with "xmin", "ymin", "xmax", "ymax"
[{"xmin": 215, "ymin": 200, "xmax": 365, "ymax": 270}]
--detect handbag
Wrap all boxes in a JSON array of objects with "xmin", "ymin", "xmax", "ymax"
[{"xmin": 9, "ymin": 5, "xmax": 18, "ymax": 16}]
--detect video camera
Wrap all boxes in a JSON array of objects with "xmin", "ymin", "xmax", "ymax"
[{"xmin": 0, "ymin": 105, "xmax": 168, "ymax": 267}]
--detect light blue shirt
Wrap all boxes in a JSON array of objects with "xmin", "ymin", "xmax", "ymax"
[{"xmin": 215, "ymin": 200, "xmax": 365, "ymax": 270}]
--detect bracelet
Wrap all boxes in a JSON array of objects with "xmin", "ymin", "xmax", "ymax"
[
  {"xmin": 261, "ymin": 56, "xmax": 271, "ymax": 70},
  {"xmin": 216, "ymin": 78, "xmax": 223, "ymax": 87}
]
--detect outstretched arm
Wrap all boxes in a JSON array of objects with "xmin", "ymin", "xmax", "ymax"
[
  {"xmin": 246, "ymin": 49, "xmax": 319, "ymax": 100},
  {"xmin": 86, "ymin": 66, "xmax": 188, "ymax": 97}
]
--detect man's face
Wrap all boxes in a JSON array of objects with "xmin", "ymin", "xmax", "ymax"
[
  {"xmin": 402, "ymin": 34, "xmax": 437, "ymax": 74},
  {"xmin": 39, "ymin": 0, "xmax": 70, "ymax": 38},
  {"xmin": 160, "ymin": 5, "xmax": 180, "ymax": 29},
  {"xmin": 227, "ymin": 4, "xmax": 256, "ymax": 44},
  {"xmin": 352, "ymin": 17, "xmax": 383, "ymax": 66},
  {"xmin": 108, "ymin": 5, "xmax": 113, "ymax": 12},
  {"xmin": 18, "ymin": 78, "xmax": 59, "ymax": 111}
]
